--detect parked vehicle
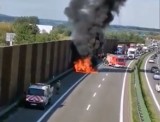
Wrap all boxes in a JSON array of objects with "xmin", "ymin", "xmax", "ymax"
[
  {"xmin": 25, "ymin": 83, "xmax": 54, "ymax": 109},
  {"xmin": 104, "ymin": 54, "xmax": 126, "ymax": 68}
]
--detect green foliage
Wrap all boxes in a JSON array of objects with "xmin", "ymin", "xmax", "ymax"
[
  {"xmin": 50, "ymin": 25, "xmax": 71, "ymax": 40},
  {"xmin": 14, "ymin": 23, "xmax": 39, "ymax": 44},
  {"xmin": 36, "ymin": 33, "xmax": 51, "ymax": 42},
  {"xmin": 14, "ymin": 16, "xmax": 39, "ymax": 24},
  {"xmin": 105, "ymin": 32, "xmax": 145, "ymax": 43},
  {"xmin": 0, "ymin": 22, "xmax": 13, "ymax": 45}
]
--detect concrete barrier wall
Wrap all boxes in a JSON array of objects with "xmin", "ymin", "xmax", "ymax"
[{"xmin": 0, "ymin": 39, "xmax": 116, "ymax": 106}]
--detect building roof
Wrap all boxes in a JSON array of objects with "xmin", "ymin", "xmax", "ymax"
[{"xmin": 37, "ymin": 24, "xmax": 53, "ymax": 34}]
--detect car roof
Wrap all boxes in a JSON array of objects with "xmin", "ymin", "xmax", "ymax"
[{"xmin": 29, "ymin": 83, "xmax": 48, "ymax": 90}]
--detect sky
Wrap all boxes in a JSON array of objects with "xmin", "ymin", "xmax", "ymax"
[{"xmin": 0, "ymin": 0, "xmax": 159, "ymax": 29}]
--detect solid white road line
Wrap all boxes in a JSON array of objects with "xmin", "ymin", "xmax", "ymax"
[
  {"xmin": 93, "ymin": 92, "xmax": 97, "ymax": 97},
  {"xmin": 119, "ymin": 61, "xmax": 134, "ymax": 122},
  {"xmin": 98, "ymin": 84, "xmax": 101, "ymax": 88},
  {"xmin": 102, "ymin": 78, "xmax": 105, "ymax": 81},
  {"xmin": 37, "ymin": 74, "xmax": 88, "ymax": 122},
  {"xmin": 144, "ymin": 55, "xmax": 160, "ymax": 111},
  {"xmin": 157, "ymin": 56, "xmax": 160, "ymax": 68},
  {"xmin": 86, "ymin": 104, "xmax": 91, "ymax": 111}
]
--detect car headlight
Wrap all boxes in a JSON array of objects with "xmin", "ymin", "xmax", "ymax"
[
  {"xmin": 26, "ymin": 98, "xmax": 29, "ymax": 101},
  {"xmin": 40, "ymin": 99, "xmax": 44, "ymax": 102}
]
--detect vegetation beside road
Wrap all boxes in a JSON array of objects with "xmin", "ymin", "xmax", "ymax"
[
  {"xmin": 1, "ymin": 15, "xmax": 159, "ymax": 46},
  {"xmin": 138, "ymin": 53, "xmax": 160, "ymax": 122},
  {"xmin": 130, "ymin": 61, "xmax": 140, "ymax": 122},
  {"xmin": 0, "ymin": 16, "xmax": 71, "ymax": 46}
]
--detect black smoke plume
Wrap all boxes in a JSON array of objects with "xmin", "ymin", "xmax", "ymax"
[{"xmin": 65, "ymin": 0, "xmax": 126, "ymax": 57}]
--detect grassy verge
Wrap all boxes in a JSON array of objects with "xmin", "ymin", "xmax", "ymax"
[
  {"xmin": 130, "ymin": 61, "xmax": 140, "ymax": 122},
  {"xmin": 138, "ymin": 55, "xmax": 160, "ymax": 122}
]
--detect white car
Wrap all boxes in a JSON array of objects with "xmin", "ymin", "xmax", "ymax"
[
  {"xmin": 153, "ymin": 71, "xmax": 160, "ymax": 80},
  {"xmin": 155, "ymin": 84, "xmax": 160, "ymax": 92},
  {"xmin": 148, "ymin": 59, "xmax": 154, "ymax": 63}
]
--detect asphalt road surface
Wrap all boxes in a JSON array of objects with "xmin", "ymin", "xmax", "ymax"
[
  {"xmin": 143, "ymin": 53, "xmax": 160, "ymax": 112},
  {"xmin": 2, "ymin": 61, "xmax": 134, "ymax": 122}
]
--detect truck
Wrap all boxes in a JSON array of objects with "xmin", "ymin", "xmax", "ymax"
[
  {"xmin": 116, "ymin": 44, "xmax": 128, "ymax": 55},
  {"xmin": 104, "ymin": 54, "xmax": 126, "ymax": 68},
  {"xmin": 127, "ymin": 47, "xmax": 138, "ymax": 59},
  {"xmin": 25, "ymin": 83, "xmax": 54, "ymax": 109}
]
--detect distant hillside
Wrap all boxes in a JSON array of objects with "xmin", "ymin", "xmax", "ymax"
[
  {"xmin": 0, "ymin": 14, "xmax": 160, "ymax": 34},
  {"xmin": 0, "ymin": 14, "xmax": 67, "ymax": 26}
]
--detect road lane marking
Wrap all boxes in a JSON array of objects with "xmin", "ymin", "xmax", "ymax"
[
  {"xmin": 102, "ymin": 78, "xmax": 105, "ymax": 81},
  {"xmin": 93, "ymin": 92, "xmax": 97, "ymax": 97},
  {"xmin": 106, "ymin": 73, "xmax": 108, "ymax": 76},
  {"xmin": 37, "ymin": 74, "xmax": 88, "ymax": 122},
  {"xmin": 119, "ymin": 61, "xmax": 133, "ymax": 122},
  {"xmin": 98, "ymin": 84, "xmax": 101, "ymax": 88},
  {"xmin": 157, "ymin": 56, "xmax": 160, "ymax": 68},
  {"xmin": 144, "ymin": 55, "xmax": 160, "ymax": 111},
  {"xmin": 86, "ymin": 104, "xmax": 91, "ymax": 111}
]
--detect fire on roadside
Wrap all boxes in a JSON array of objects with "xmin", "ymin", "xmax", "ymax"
[{"xmin": 74, "ymin": 57, "xmax": 97, "ymax": 73}]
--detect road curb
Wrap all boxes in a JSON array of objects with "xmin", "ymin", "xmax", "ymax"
[{"xmin": 0, "ymin": 68, "xmax": 73, "ymax": 119}]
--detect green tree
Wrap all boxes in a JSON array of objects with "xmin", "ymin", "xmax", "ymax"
[
  {"xmin": 36, "ymin": 33, "xmax": 51, "ymax": 42},
  {"xmin": 14, "ymin": 23, "xmax": 39, "ymax": 44},
  {"xmin": 14, "ymin": 16, "xmax": 39, "ymax": 24}
]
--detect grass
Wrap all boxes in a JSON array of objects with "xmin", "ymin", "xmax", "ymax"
[
  {"xmin": 138, "ymin": 53, "xmax": 160, "ymax": 122},
  {"xmin": 129, "ymin": 62, "xmax": 140, "ymax": 122}
]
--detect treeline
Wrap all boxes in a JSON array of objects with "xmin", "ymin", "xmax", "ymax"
[
  {"xmin": 105, "ymin": 31, "xmax": 145, "ymax": 43},
  {"xmin": 1, "ymin": 16, "xmax": 157, "ymax": 46},
  {"xmin": 0, "ymin": 16, "xmax": 71, "ymax": 46}
]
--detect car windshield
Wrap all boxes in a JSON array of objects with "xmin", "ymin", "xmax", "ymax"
[
  {"xmin": 27, "ymin": 88, "xmax": 44, "ymax": 96},
  {"xmin": 129, "ymin": 51, "xmax": 135, "ymax": 54}
]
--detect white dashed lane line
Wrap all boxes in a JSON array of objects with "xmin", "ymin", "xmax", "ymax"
[
  {"xmin": 98, "ymin": 84, "xmax": 101, "ymax": 88},
  {"xmin": 86, "ymin": 104, "xmax": 91, "ymax": 111},
  {"xmin": 102, "ymin": 78, "xmax": 105, "ymax": 81},
  {"xmin": 106, "ymin": 73, "xmax": 108, "ymax": 76},
  {"xmin": 93, "ymin": 92, "xmax": 97, "ymax": 97}
]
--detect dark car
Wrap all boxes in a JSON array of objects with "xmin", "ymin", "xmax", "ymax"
[{"xmin": 151, "ymin": 66, "xmax": 159, "ymax": 73}]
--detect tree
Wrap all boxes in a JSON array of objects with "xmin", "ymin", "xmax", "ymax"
[
  {"xmin": 14, "ymin": 23, "xmax": 39, "ymax": 44},
  {"xmin": 105, "ymin": 31, "xmax": 145, "ymax": 43},
  {"xmin": 14, "ymin": 16, "xmax": 39, "ymax": 24},
  {"xmin": 36, "ymin": 33, "xmax": 51, "ymax": 42}
]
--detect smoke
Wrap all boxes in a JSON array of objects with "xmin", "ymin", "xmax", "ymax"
[{"xmin": 65, "ymin": 0, "xmax": 126, "ymax": 56}]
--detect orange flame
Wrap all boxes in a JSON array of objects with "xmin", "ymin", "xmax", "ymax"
[{"xmin": 74, "ymin": 57, "xmax": 96, "ymax": 73}]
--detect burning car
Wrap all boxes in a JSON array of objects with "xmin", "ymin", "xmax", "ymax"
[{"xmin": 74, "ymin": 57, "xmax": 97, "ymax": 73}]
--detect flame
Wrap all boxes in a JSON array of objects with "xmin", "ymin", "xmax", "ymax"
[{"xmin": 74, "ymin": 57, "xmax": 96, "ymax": 73}]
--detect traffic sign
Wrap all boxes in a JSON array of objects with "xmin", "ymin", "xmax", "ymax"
[{"xmin": 6, "ymin": 33, "xmax": 16, "ymax": 42}]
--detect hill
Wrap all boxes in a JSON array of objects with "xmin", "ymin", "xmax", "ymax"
[{"xmin": 0, "ymin": 14, "xmax": 160, "ymax": 34}]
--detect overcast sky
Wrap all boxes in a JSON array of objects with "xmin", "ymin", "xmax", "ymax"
[{"xmin": 0, "ymin": 0, "xmax": 159, "ymax": 29}]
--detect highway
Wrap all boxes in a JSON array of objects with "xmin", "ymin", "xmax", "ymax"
[
  {"xmin": 143, "ymin": 53, "xmax": 160, "ymax": 113},
  {"xmin": 2, "ymin": 61, "xmax": 134, "ymax": 122}
]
